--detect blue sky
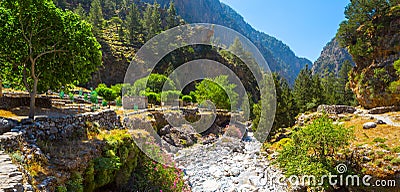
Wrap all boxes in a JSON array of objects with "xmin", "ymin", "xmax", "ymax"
[{"xmin": 219, "ymin": 0, "xmax": 350, "ymax": 62}]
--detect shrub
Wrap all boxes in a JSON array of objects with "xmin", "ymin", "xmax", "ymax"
[
  {"xmin": 102, "ymin": 100, "xmax": 107, "ymax": 107},
  {"xmin": 390, "ymin": 158, "xmax": 400, "ymax": 165},
  {"xmin": 276, "ymin": 116, "xmax": 354, "ymax": 189},
  {"xmin": 373, "ymin": 137, "xmax": 388, "ymax": 143},
  {"xmin": 181, "ymin": 95, "xmax": 192, "ymax": 103},
  {"xmin": 377, "ymin": 143, "xmax": 390, "ymax": 150},
  {"xmin": 84, "ymin": 93, "xmax": 88, "ymax": 101},
  {"xmin": 90, "ymin": 91, "xmax": 98, "ymax": 104},
  {"xmin": 66, "ymin": 172, "xmax": 83, "ymax": 192},
  {"xmin": 59, "ymin": 91, "xmax": 65, "ymax": 99},
  {"xmin": 145, "ymin": 92, "xmax": 159, "ymax": 106},
  {"xmin": 116, "ymin": 97, "xmax": 122, "ymax": 107},
  {"xmin": 69, "ymin": 93, "xmax": 74, "ymax": 101},
  {"xmin": 102, "ymin": 88, "xmax": 117, "ymax": 102},
  {"xmin": 384, "ymin": 155, "xmax": 394, "ymax": 161},
  {"xmin": 392, "ymin": 146, "xmax": 400, "ymax": 153}
]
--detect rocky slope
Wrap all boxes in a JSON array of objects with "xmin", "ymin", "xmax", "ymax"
[
  {"xmin": 142, "ymin": 0, "xmax": 312, "ymax": 85},
  {"xmin": 312, "ymin": 38, "xmax": 355, "ymax": 76}
]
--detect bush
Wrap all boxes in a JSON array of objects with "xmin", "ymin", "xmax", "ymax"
[
  {"xmin": 102, "ymin": 88, "xmax": 117, "ymax": 102},
  {"xmin": 276, "ymin": 116, "xmax": 354, "ymax": 189},
  {"xmin": 116, "ymin": 97, "xmax": 122, "ymax": 107},
  {"xmin": 59, "ymin": 91, "xmax": 65, "ymax": 99},
  {"xmin": 90, "ymin": 91, "xmax": 98, "ymax": 104},
  {"xmin": 392, "ymin": 146, "xmax": 400, "ymax": 153},
  {"xmin": 160, "ymin": 90, "xmax": 181, "ymax": 103},
  {"xmin": 102, "ymin": 100, "xmax": 107, "ymax": 107},
  {"xmin": 84, "ymin": 93, "xmax": 88, "ymax": 101},
  {"xmin": 390, "ymin": 158, "xmax": 400, "ymax": 165},
  {"xmin": 69, "ymin": 93, "xmax": 74, "ymax": 101},
  {"xmin": 145, "ymin": 92, "xmax": 159, "ymax": 106},
  {"xmin": 181, "ymin": 95, "xmax": 192, "ymax": 103}
]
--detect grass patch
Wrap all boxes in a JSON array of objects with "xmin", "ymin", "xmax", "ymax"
[{"xmin": 373, "ymin": 137, "xmax": 388, "ymax": 143}]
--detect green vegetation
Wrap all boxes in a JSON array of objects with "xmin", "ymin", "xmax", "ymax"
[
  {"xmin": 293, "ymin": 65, "xmax": 324, "ymax": 113},
  {"xmin": 0, "ymin": 0, "xmax": 102, "ymax": 118},
  {"xmin": 276, "ymin": 116, "xmax": 354, "ymax": 189},
  {"xmin": 336, "ymin": 0, "xmax": 400, "ymax": 107},
  {"xmin": 192, "ymin": 75, "xmax": 238, "ymax": 110}
]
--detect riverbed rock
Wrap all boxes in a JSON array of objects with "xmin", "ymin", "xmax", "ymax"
[
  {"xmin": 363, "ymin": 122, "xmax": 377, "ymax": 129},
  {"xmin": 0, "ymin": 118, "xmax": 13, "ymax": 134}
]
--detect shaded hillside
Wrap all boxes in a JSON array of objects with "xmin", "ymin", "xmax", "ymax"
[
  {"xmin": 142, "ymin": 0, "xmax": 312, "ymax": 85},
  {"xmin": 312, "ymin": 38, "xmax": 355, "ymax": 76}
]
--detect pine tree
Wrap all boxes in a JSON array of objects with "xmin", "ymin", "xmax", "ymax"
[
  {"xmin": 338, "ymin": 60, "xmax": 356, "ymax": 105},
  {"xmin": 126, "ymin": 3, "xmax": 142, "ymax": 44},
  {"xmin": 89, "ymin": 0, "xmax": 104, "ymax": 34},
  {"xmin": 293, "ymin": 65, "xmax": 324, "ymax": 112},
  {"xmin": 74, "ymin": 3, "xmax": 87, "ymax": 20},
  {"xmin": 293, "ymin": 65, "xmax": 313, "ymax": 113},
  {"xmin": 142, "ymin": 2, "xmax": 162, "ymax": 41},
  {"xmin": 273, "ymin": 73, "xmax": 297, "ymax": 132},
  {"xmin": 166, "ymin": 1, "xmax": 179, "ymax": 29}
]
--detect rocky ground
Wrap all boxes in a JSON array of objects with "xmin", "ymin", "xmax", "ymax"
[
  {"xmin": 174, "ymin": 132, "xmax": 288, "ymax": 192},
  {"xmin": 0, "ymin": 151, "xmax": 25, "ymax": 192}
]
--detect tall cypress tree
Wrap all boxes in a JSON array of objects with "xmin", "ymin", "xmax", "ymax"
[
  {"xmin": 166, "ymin": 1, "xmax": 179, "ymax": 29},
  {"xmin": 142, "ymin": 2, "xmax": 162, "ymax": 41},
  {"xmin": 126, "ymin": 3, "xmax": 142, "ymax": 44},
  {"xmin": 89, "ymin": 0, "xmax": 104, "ymax": 34}
]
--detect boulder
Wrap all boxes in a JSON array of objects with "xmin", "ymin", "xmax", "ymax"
[
  {"xmin": 376, "ymin": 119, "xmax": 386, "ymax": 125},
  {"xmin": 0, "ymin": 118, "xmax": 14, "ymax": 134},
  {"xmin": 363, "ymin": 122, "xmax": 377, "ymax": 129}
]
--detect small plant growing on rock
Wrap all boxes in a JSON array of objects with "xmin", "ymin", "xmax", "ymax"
[
  {"xmin": 59, "ymin": 91, "xmax": 65, "ymax": 99},
  {"xmin": 102, "ymin": 100, "xmax": 107, "ymax": 107},
  {"xmin": 69, "ymin": 92, "xmax": 74, "ymax": 102},
  {"xmin": 84, "ymin": 93, "xmax": 88, "ymax": 101},
  {"xmin": 116, "ymin": 97, "xmax": 122, "ymax": 107}
]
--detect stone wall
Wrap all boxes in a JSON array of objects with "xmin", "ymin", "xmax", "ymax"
[
  {"xmin": 0, "ymin": 96, "xmax": 52, "ymax": 109},
  {"xmin": 18, "ymin": 109, "xmax": 122, "ymax": 141},
  {"xmin": 317, "ymin": 105, "xmax": 356, "ymax": 114},
  {"xmin": 123, "ymin": 96, "xmax": 148, "ymax": 109}
]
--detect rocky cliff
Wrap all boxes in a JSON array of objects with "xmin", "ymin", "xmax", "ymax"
[{"xmin": 312, "ymin": 38, "xmax": 355, "ymax": 76}]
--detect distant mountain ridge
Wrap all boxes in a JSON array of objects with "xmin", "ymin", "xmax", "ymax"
[
  {"xmin": 142, "ymin": 0, "xmax": 312, "ymax": 84},
  {"xmin": 312, "ymin": 38, "xmax": 355, "ymax": 76}
]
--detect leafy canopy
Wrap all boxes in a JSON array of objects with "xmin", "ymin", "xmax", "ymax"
[{"xmin": 193, "ymin": 75, "xmax": 238, "ymax": 110}]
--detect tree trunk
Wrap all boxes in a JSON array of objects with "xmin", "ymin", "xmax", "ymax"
[
  {"xmin": 0, "ymin": 79, "xmax": 3, "ymax": 98},
  {"xmin": 28, "ymin": 77, "xmax": 38, "ymax": 119}
]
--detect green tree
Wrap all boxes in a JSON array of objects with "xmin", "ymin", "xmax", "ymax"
[
  {"xmin": 126, "ymin": 3, "xmax": 142, "ymax": 44},
  {"xmin": 193, "ymin": 75, "xmax": 238, "ymax": 110},
  {"xmin": 142, "ymin": 2, "xmax": 162, "ymax": 41},
  {"xmin": 277, "ymin": 116, "xmax": 354, "ymax": 189},
  {"xmin": 74, "ymin": 3, "xmax": 87, "ymax": 20},
  {"xmin": 89, "ymin": 0, "xmax": 104, "ymax": 34},
  {"xmin": 110, "ymin": 16, "xmax": 124, "ymax": 41},
  {"xmin": 338, "ymin": 60, "xmax": 356, "ymax": 105},
  {"xmin": 126, "ymin": 74, "xmax": 176, "ymax": 96},
  {"xmin": 166, "ymin": 1, "xmax": 179, "ymax": 29},
  {"xmin": 0, "ymin": 0, "xmax": 102, "ymax": 118}
]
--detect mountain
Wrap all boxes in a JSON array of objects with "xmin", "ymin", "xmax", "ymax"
[
  {"xmin": 142, "ymin": 0, "xmax": 312, "ymax": 85},
  {"xmin": 312, "ymin": 38, "xmax": 355, "ymax": 76}
]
